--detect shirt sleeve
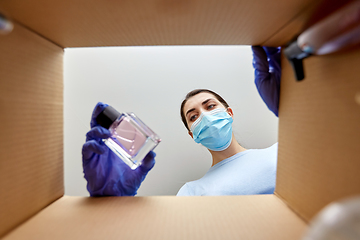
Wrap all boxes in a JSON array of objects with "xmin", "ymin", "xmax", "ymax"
[{"xmin": 176, "ymin": 183, "xmax": 192, "ymax": 196}]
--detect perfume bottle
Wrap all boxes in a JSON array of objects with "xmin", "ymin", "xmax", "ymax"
[
  {"xmin": 96, "ymin": 105, "xmax": 161, "ymax": 170},
  {"xmin": 284, "ymin": 0, "xmax": 360, "ymax": 81}
]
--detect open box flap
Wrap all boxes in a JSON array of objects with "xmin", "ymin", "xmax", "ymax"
[
  {"xmin": 275, "ymin": 48, "xmax": 360, "ymax": 221},
  {"xmin": 0, "ymin": 0, "xmax": 321, "ymax": 48},
  {"xmin": 0, "ymin": 22, "xmax": 64, "ymax": 237},
  {"xmin": 3, "ymin": 195, "xmax": 307, "ymax": 240}
]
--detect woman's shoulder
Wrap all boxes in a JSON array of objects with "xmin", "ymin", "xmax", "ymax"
[
  {"xmin": 176, "ymin": 182, "xmax": 192, "ymax": 196},
  {"xmin": 239, "ymin": 142, "xmax": 278, "ymax": 163},
  {"xmin": 267, "ymin": 142, "xmax": 278, "ymax": 150},
  {"xmin": 254, "ymin": 142, "xmax": 278, "ymax": 152}
]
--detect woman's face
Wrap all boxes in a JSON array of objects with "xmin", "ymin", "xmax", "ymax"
[{"xmin": 183, "ymin": 92, "xmax": 231, "ymax": 132}]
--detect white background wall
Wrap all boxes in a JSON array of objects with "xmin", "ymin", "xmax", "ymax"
[{"xmin": 64, "ymin": 45, "xmax": 278, "ymax": 196}]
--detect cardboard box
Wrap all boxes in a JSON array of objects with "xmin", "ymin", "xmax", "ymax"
[{"xmin": 0, "ymin": 0, "xmax": 359, "ymax": 239}]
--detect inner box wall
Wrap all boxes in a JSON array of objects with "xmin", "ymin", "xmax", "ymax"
[{"xmin": 0, "ymin": 22, "xmax": 64, "ymax": 237}]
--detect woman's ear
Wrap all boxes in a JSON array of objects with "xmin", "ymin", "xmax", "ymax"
[
  {"xmin": 188, "ymin": 131, "xmax": 193, "ymax": 139},
  {"xmin": 227, "ymin": 107, "xmax": 234, "ymax": 118}
]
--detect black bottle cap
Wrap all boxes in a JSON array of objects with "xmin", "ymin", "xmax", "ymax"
[{"xmin": 96, "ymin": 105, "xmax": 121, "ymax": 129}]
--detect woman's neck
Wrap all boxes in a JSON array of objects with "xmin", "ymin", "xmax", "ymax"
[{"xmin": 209, "ymin": 133, "xmax": 247, "ymax": 167}]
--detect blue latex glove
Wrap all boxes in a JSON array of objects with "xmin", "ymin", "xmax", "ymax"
[
  {"xmin": 82, "ymin": 102, "xmax": 156, "ymax": 196},
  {"xmin": 251, "ymin": 46, "xmax": 281, "ymax": 117}
]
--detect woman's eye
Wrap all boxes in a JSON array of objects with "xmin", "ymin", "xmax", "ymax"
[
  {"xmin": 208, "ymin": 104, "xmax": 215, "ymax": 109},
  {"xmin": 190, "ymin": 114, "xmax": 198, "ymax": 121}
]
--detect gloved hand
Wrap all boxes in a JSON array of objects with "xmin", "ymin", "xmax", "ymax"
[
  {"xmin": 251, "ymin": 46, "xmax": 281, "ymax": 117},
  {"xmin": 82, "ymin": 102, "xmax": 156, "ymax": 196}
]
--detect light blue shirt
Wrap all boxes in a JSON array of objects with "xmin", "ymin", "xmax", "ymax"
[{"xmin": 177, "ymin": 143, "xmax": 278, "ymax": 196}]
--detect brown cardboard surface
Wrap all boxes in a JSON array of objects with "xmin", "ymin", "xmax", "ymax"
[
  {"xmin": 2, "ymin": 0, "xmax": 359, "ymax": 238},
  {"xmin": 276, "ymin": 48, "xmax": 360, "ymax": 222},
  {"xmin": 0, "ymin": 0, "xmax": 318, "ymax": 48},
  {"xmin": 3, "ymin": 195, "xmax": 307, "ymax": 240},
  {"xmin": 0, "ymin": 22, "xmax": 64, "ymax": 237},
  {"xmin": 263, "ymin": 0, "xmax": 322, "ymax": 46}
]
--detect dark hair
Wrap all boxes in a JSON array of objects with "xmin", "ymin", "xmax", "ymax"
[{"xmin": 180, "ymin": 89, "xmax": 229, "ymax": 131}]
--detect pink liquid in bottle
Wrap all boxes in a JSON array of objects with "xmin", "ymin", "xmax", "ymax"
[
  {"xmin": 112, "ymin": 118, "xmax": 147, "ymax": 157},
  {"xmin": 96, "ymin": 105, "xmax": 161, "ymax": 169}
]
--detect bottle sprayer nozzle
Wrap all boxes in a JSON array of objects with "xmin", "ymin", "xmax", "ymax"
[{"xmin": 284, "ymin": 40, "xmax": 311, "ymax": 81}]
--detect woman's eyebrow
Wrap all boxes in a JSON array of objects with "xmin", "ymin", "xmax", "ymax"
[
  {"xmin": 201, "ymin": 98, "xmax": 214, "ymax": 106},
  {"xmin": 186, "ymin": 108, "xmax": 196, "ymax": 117},
  {"xmin": 185, "ymin": 98, "xmax": 215, "ymax": 117}
]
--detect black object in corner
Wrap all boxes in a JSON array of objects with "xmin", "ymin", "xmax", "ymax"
[{"xmin": 284, "ymin": 40, "xmax": 311, "ymax": 81}]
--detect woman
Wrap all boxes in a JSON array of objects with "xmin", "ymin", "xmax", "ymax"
[
  {"xmin": 82, "ymin": 46, "xmax": 280, "ymax": 196},
  {"xmin": 177, "ymin": 89, "xmax": 277, "ymax": 196}
]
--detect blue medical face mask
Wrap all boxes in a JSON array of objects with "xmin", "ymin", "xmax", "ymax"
[{"xmin": 190, "ymin": 108, "xmax": 233, "ymax": 151}]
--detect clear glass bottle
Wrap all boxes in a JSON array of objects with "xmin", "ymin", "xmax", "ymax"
[{"xmin": 96, "ymin": 105, "xmax": 161, "ymax": 170}]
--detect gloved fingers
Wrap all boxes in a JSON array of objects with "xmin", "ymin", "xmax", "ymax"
[
  {"xmin": 263, "ymin": 46, "xmax": 280, "ymax": 56},
  {"xmin": 86, "ymin": 126, "xmax": 112, "ymax": 141},
  {"xmin": 137, "ymin": 151, "xmax": 156, "ymax": 174},
  {"xmin": 82, "ymin": 140, "xmax": 108, "ymax": 160},
  {"xmin": 263, "ymin": 46, "xmax": 281, "ymax": 77},
  {"xmin": 251, "ymin": 46, "xmax": 269, "ymax": 72},
  {"xmin": 90, "ymin": 102, "xmax": 109, "ymax": 128},
  {"xmin": 251, "ymin": 46, "xmax": 268, "ymax": 60}
]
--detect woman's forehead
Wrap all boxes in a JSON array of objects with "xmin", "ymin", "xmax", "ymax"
[{"xmin": 184, "ymin": 92, "xmax": 218, "ymax": 111}]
